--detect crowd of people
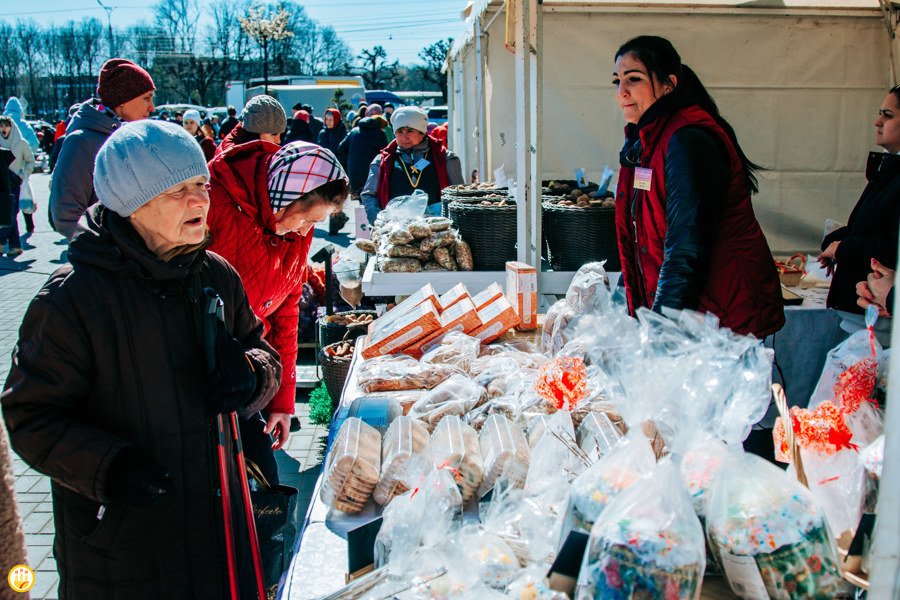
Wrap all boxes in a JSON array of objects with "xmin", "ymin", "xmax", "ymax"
[{"xmin": 0, "ymin": 37, "xmax": 896, "ymax": 598}]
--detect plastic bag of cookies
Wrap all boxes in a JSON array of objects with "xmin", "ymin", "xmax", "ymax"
[
  {"xmin": 407, "ymin": 374, "xmax": 488, "ymax": 429},
  {"xmin": 373, "ymin": 416, "xmax": 432, "ymax": 506},
  {"xmin": 319, "ymin": 417, "xmax": 382, "ymax": 513},
  {"xmin": 431, "ymin": 415, "xmax": 485, "ymax": 502},
  {"xmin": 478, "ymin": 414, "xmax": 531, "ymax": 497}
]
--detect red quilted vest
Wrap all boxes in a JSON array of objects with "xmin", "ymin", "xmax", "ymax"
[
  {"xmin": 377, "ymin": 136, "xmax": 450, "ymax": 209},
  {"xmin": 207, "ymin": 141, "xmax": 314, "ymax": 414},
  {"xmin": 615, "ymin": 105, "xmax": 784, "ymax": 338}
]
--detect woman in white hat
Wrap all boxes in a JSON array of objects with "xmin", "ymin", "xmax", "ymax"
[{"xmin": 182, "ymin": 108, "xmax": 216, "ymax": 161}]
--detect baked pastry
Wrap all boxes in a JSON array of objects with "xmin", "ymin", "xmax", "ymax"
[{"xmin": 319, "ymin": 417, "xmax": 382, "ymax": 513}]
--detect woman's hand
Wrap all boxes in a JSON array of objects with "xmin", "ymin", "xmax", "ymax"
[
  {"xmin": 817, "ymin": 241, "xmax": 840, "ymax": 276},
  {"xmin": 264, "ymin": 412, "xmax": 292, "ymax": 450}
]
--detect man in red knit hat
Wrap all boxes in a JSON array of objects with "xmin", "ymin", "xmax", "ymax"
[{"xmin": 50, "ymin": 58, "xmax": 156, "ymax": 240}]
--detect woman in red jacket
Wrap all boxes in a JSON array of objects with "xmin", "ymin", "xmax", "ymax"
[
  {"xmin": 207, "ymin": 141, "xmax": 348, "ymax": 482},
  {"xmin": 613, "ymin": 35, "xmax": 784, "ymax": 337}
]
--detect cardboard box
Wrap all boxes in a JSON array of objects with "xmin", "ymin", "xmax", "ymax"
[
  {"xmin": 367, "ymin": 283, "xmax": 438, "ymax": 336},
  {"xmin": 470, "ymin": 295, "xmax": 520, "ymax": 344},
  {"xmin": 438, "ymin": 282, "xmax": 471, "ymax": 312},
  {"xmin": 404, "ymin": 297, "xmax": 481, "ymax": 359},
  {"xmin": 471, "ymin": 282, "xmax": 504, "ymax": 312},
  {"xmin": 361, "ymin": 301, "xmax": 441, "ymax": 359},
  {"xmin": 506, "ymin": 261, "xmax": 537, "ymax": 331}
]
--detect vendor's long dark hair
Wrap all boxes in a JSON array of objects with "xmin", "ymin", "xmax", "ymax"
[{"xmin": 616, "ymin": 36, "xmax": 762, "ymax": 193}]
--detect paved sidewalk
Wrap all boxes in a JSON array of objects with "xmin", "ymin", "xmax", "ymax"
[{"xmin": 1, "ymin": 174, "xmax": 335, "ymax": 599}]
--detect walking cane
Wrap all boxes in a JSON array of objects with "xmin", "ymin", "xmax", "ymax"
[{"xmin": 203, "ymin": 288, "xmax": 267, "ymax": 600}]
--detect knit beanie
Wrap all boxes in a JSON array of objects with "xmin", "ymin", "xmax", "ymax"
[
  {"xmin": 96, "ymin": 58, "xmax": 155, "ymax": 109},
  {"xmin": 182, "ymin": 109, "xmax": 202, "ymax": 126},
  {"xmin": 242, "ymin": 95, "xmax": 287, "ymax": 134},
  {"xmin": 390, "ymin": 106, "xmax": 428, "ymax": 134},
  {"xmin": 366, "ymin": 104, "xmax": 383, "ymax": 116},
  {"xmin": 267, "ymin": 142, "xmax": 348, "ymax": 212},
  {"xmin": 94, "ymin": 120, "xmax": 209, "ymax": 217}
]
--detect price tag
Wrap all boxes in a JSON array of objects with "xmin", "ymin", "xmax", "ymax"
[
  {"xmin": 719, "ymin": 551, "xmax": 769, "ymax": 600},
  {"xmin": 413, "ymin": 158, "xmax": 430, "ymax": 171},
  {"xmin": 574, "ymin": 168, "xmax": 587, "ymax": 187},
  {"xmin": 354, "ymin": 206, "xmax": 371, "ymax": 240},
  {"xmin": 494, "ymin": 164, "xmax": 508, "ymax": 188},
  {"xmin": 633, "ymin": 167, "xmax": 653, "ymax": 191}
]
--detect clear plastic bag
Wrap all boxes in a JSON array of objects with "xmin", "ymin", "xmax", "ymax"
[
  {"xmin": 408, "ymin": 374, "xmax": 488, "ymax": 430},
  {"xmin": 679, "ymin": 435, "xmax": 728, "ymax": 518},
  {"xmin": 570, "ymin": 428, "xmax": 656, "ymax": 532},
  {"xmin": 358, "ymin": 355, "xmax": 459, "ymax": 394},
  {"xmin": 808, "ymin": 320, "xmax": 882, "ymax": 412},
  {"xmin": 861, "ymin": 433, "xmax": 884, "ymax": 479},
  {"xmin": 565, "ymin": 262, "xmax": 612, "ymax": 313},
  {"xmin": 575, "ymin": 460, "xmax": 705, "ymax": 600},
  {"xmin": 706, "ymin": 450, "xmax": 843, "ymax": 600},
  {"xmin": 479, "ymin": 414, "xmax": 531, "ymax": 497},
  {"xmin": 506, "ymin": 565, "xmax": 569, "ymax": 600},
  {"xmin": 431, "ymin": 415, "xmax": 485, "ymax": 502},
  {"xmin": 796, "ymin": 446, "xmax": 865, "ymax": 537},
  {"xmin": 421, "ymin": 332, "xmax": 482, "ymax": 373},
  {"xmin": 319, "ymin": 417, "xmax": 382, "ymax": 513},
  {"xmin": 378, "ymin": 189, "xmax": 430, "ymax": 224},
  {"xmin": 449, "ymin": 525, "xmax": 521, "ymax": 590},
  {"xmin": 524, "ymin": 410, "xmax": 587, "ymax": 496},
  {"xmin": 374, "ymin": 416, "xmax": 432, "ymax": 506},
  {"xmin": 576, "ymin": 411, "xmax": 624, "ymax": 463}
]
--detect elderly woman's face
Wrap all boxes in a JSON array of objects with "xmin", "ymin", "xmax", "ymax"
[
  {"xmin": 395, "ymin": 127, "xmax": 426, "ymax": 149},
  {"xmin": 324, "ymin": 113, "xmax": 335, "ymax": 128},
  {"xmin": 875, "ymin": 93, "xmax": 900, "ymax": 154},
  {"xmin": 273, "ymin": 197, "xmax": 335, "ymax": 236},
  {"xmin": 130, "ymin": 175, "xmax": 210, "ymax": 256}
]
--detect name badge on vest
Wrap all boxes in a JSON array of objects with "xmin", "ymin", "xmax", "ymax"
[
  {"xmin": 633, "ymin": 167, "xmax": 652, "ymax": 191},
  {"xmin": 413, "ymin": 158, "xmax": 431, "ymax": 171}
]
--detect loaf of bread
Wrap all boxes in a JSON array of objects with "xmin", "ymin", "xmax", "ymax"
[
  {"xmin": 358, "ymin": 355, "xmax": 457, "ymax": 393},
  {"xmin": 373, "ymin": 416, "xmax": 431, "ymax": 505},
  {"xmin": 319, "ymin": 417, "xmax": 382, "ymax": 513}
]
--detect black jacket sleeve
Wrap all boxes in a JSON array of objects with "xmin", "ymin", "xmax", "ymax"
[{"xmin": 654, "ymin": 126, "xmax": 730, "ymax": 312}]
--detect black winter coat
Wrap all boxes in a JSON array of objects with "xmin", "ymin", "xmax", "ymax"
[
  {"xmin": 1, "ymin": 204, "xmax": 281, "ymax": 600},
  {"xmin": 317, "ymin": 122, "xmax": 348, "ymax": 155},
  {"xmin": 337, "ymin": 117, "xmax": 388, "ymax": 192},
  {"xmin": 822, "ymin": 152, "xmax": 900, "ymax": 313}
]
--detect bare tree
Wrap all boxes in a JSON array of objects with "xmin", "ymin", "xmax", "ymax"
[
  {"xmin": 239, "ymin": 4, "xmax": 294, "ymax": 93},
  {"xmin": 78, "ymin": 18, "xmax": 105, "ymax": 99},
  {"xmin": 126, "ymin": 22, "xmax": 164, "ymax": 67},
  {"xmin": 0, "ymin": 22, "xmax": 22, "ymax": 102},
  {"xmin": 417, "ymin": 38, "xmax": 453, "ymax": 101},
  {"xmin": 15, "ymin": 20, "xmax": 42, "ymax": 116},
  {"xmin": 352, "ymin": 46, "xmax": 398, "ymax": 90},
  {"xmin": 154, "ymin": 0, "xmax": 201, "ymax": 55}
]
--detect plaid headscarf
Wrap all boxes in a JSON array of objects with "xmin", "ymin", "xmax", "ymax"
[{"xmin": 266, "ymin": 142, "xmax": 349, "ymax": 212}]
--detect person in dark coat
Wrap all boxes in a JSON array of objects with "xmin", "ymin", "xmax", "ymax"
[
  {"xmin": 302, "ymin": 104, "xmax": 324, "ymax": 138},
  {"xmin": 612, "ymin": 36, "xmax": 784, "ymax": 338},
  {"xmin": 336, "ymin": 115, "xmax": 389, "ymax": 195},
  {"xmin": 1, "ymin": 121, "xmax": 282, "ymax": 600},
  {"xmin": 284, "ymin": 109, "xmax": 315, "ymax": 145},
  {"xmin": 219, "ymin": 105, "xmax": 239, "ymax": 140},
  {"xmin": 50, "ymin": 58, "xmax": 156, "ymax": 241},
  {"xmin": 819, "ymin": 86, "xmax": 900, "ymax": 317},
  {"xmin": 317, "ymin": 108, "xmax": 347, "ymax": 155}
]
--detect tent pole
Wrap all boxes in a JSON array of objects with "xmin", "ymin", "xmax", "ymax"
[{"xmin": 868, "ymin": 234, "xmax": 900, "ymax": 596}]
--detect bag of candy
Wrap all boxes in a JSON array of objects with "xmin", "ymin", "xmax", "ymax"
[
  {"xmin": 575, "ymin": 460, "xmax": 706, "ymax": 600},
  {"xmin": 706, "ymin": 450, "xmax": 842, "ymax": 600},
  {"xmin": 524, "ymin": 410, "xmax": 588, "ymax": 496},
  {"xmin": 506, "ymin": 565, "xmax": 569, "ymax": 600}
]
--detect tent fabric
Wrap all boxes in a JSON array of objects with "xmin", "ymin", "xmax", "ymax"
[{"xmin": 448, "ymin": 1, "xmax": 891, "ymax": 253}]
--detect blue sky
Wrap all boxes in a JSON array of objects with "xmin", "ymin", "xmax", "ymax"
[{"xmin": 2, "ymin": 1, "xmax": 468, "ymax": 64}]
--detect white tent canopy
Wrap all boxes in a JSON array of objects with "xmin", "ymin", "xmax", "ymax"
[{"xmin": 448, "ymin": 0, "xmax": 896, "ymax": 254}]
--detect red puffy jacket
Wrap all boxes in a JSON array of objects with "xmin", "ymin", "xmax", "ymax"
[
  {"xmin": 616, "ymin": 104, "xmax": 784, "ymax": 338},
  {"xmin": 207, "ymin": 141, "xmax": 313, "ymax": 414}
]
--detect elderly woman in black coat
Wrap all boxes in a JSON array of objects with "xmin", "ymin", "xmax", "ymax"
[{"xmin": 1, "ymin": 121, "xmax": 281, "ymax": 600}]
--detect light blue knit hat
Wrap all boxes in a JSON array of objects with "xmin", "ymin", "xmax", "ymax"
[{"xmin": 93, "ymin": 120, "xmax": 210, "ymax": 217}]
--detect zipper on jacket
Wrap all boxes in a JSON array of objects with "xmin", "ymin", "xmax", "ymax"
[{"xmin": 630, "ymin": 186, "xmax": 652, "ymax": 308}]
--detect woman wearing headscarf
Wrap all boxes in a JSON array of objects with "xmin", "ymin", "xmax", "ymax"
[
  {"xmin": 207, "ymin": 140, "xmax": 349, "ymax": 483},
  {"xmin": 182, "ymin": 109, "xmax": 216, "ymax": 161},
  {"xmin": 612, "ymin": 35, "xmax": 783, "ymax": 337},
  {"xmin": 1, "ymin": 120, "xmax": 281, "ymax": 599},
  {"xmin": 0, "ymin": 115, "xmax": 35, "ymax": 257},
  {"xmin": 359, "ymin": 106, "xmax": 464, "ymax": 224},
  {"xmin": 317, "ymin": 108, "xmax": 347, "ymax": 155}
]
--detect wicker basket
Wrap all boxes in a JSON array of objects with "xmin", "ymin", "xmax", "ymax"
[
  {"xmin": 776, "ymin": 254, "xmax": 806, "ymax": 287},
  {"xmin": 542, "ymin": 201, "xmax": 620, "ymax": 272},
  {"xmin": 542, "ymin": 179, "xmax": 599, "ymax": 196},
  {"xmin": 316, "ymin": 310, "xmax": 376, "ymax": 349},
  {"xmin": 318, "ymin": 339, "xmax": 356, "ymax": 403},
  {"xmin": 448, "ymin": 198, "xmax": 519, "ymax": 271}
]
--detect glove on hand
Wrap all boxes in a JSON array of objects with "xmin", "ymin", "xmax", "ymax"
[
  {"xmin": 205, "ymin": 317, "xmax": 258, "ymax": 417},
  {"xmin": 106, "ymin": 447, "xmax": 176, "ymax": 506}
]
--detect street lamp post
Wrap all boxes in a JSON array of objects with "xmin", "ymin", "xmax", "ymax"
[{"xmin": 96, "ymin": 0, "xmax": 116, "ymax": 58}]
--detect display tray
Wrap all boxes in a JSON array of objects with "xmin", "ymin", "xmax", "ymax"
[{"xmin": 361, "ymin": 257, "xmax": 581, "ymax": 296}]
